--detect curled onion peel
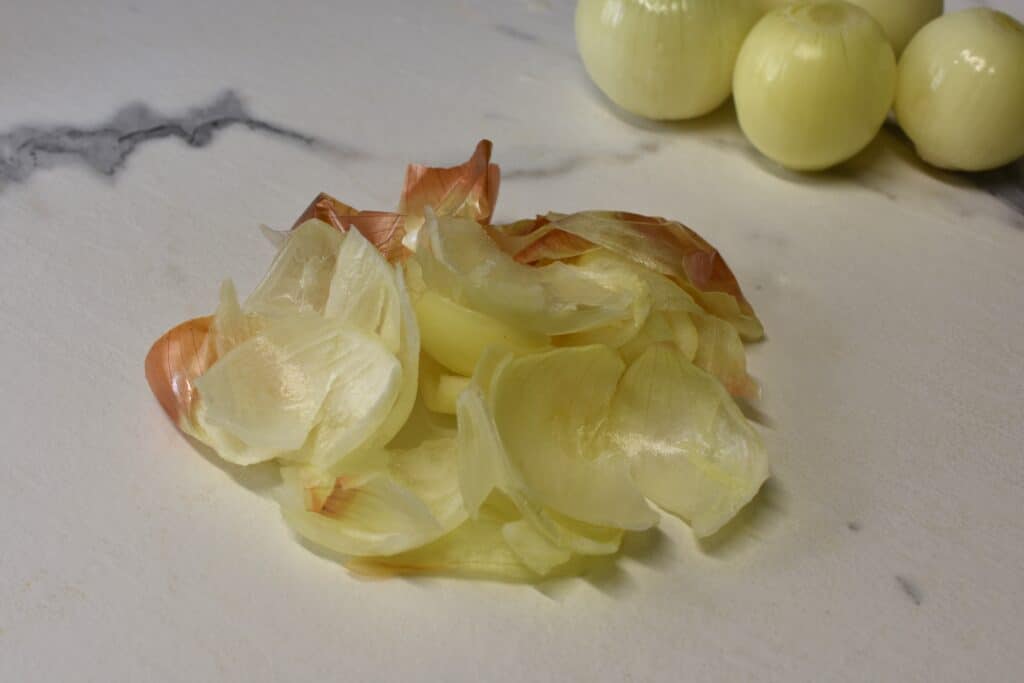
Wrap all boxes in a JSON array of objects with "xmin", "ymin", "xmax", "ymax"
[
  {"xmin": 506, "ymin": 211, "xmax": 764, "ymax": 341},
  {"xmin": 417, "ymin": 212, "xmax": 640, "ymax": 336},
  {"xmin": 146, "ymin": 141, "xmax": 770, "ymax": 580},
  {"xmin": 277, "ymin": 436, "xmax": 465, "ymax": 557},
  {"xmin": 605, "ymin": 344, "xmax": 769, "ymax": 537},
  {"xmin": 414, "ymin": 289, "xmax": 548, "ymax": 376},
  {"xmin": 348, "ymin": 503, "xmax": 545, "ymax": 581}
]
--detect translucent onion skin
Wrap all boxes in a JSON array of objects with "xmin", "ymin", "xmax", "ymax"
[
  {"xmin": 896, "ymin": 9, "xmax": 1024, "ymax": 172},
  {"xmin": 757, "ymin": 0, "xmax": 943, "ymax": 54},
  {"xmin": 145, "ymin": 316, "xmax": 215, "ymax": 427},
  {"xmin": 733, "ymin": 2, "xmax": 897, "ymax": 171},
  {"xmin": 146, "ymin": 141, "xmax": 772, "ymax": 581},
  {"xmin": 575, "ymin": 0, "xmax": 761, "ymax": 120}
]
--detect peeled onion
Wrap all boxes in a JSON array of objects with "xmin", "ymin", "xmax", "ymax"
[
  {"xmin": 896, "ymin": 8, "xmax": 1024, "ymax": 172},
  {"xmin": 757, "ymin": 0, "xmax": 943, "ymax": 54},
  {"xmin": 733, "ymin": 2, "xmax": 897, "ymax": 171},
  {"xmin": 574, "ymin": 0, "xmax": 761, "ymax": 120},
  {"xmin": 844, "ymin": 0, "xmax": 942, "ymax": 55}
]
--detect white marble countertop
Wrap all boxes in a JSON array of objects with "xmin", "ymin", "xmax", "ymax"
[{"xmin": 2, "ymin": 1, "xmax": 1023, "ymax": 681}]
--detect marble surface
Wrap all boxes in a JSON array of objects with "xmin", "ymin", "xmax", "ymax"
[{"xmin": 2, "ymin": 1, "xmax": 1022, "ymax": 681}]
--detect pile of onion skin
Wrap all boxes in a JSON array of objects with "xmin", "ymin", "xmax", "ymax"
[
  {"xmin": 576, "ymin": 0, "xmax": 1024, "ymax": 173},
  {"xmin": 146, "ymin": 142, "xmax": 769, "ymax": 581}
]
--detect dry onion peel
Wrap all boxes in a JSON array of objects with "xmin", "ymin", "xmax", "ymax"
[
  {"xmin": 414, "ymin": 289, "xmax": 549, "ymax": 377},
  {"xmin": 506, "ymin": 211, "xmax": 764, "ymax": 341},
  {"xmin": 146, "ymin": 141, "xmax": 770, "ymax": 582},
  {"xmin": 488, "ymin": 346, "xmax": 659, "ymax": 531},
  {"xmin": 604, "ymin": 344, "xmax": 770, "ymax": 537},
  {"xmin": 291, "ymin": 195, "xmax": 409, "ymax": 264},
  {"xmin": 400, "ymin": 139, "xmax": 500, "ymax": 231},
  {"xmin": 277, "ymin": 436, "xmax": 465, "ymax": 557},
  {"xmin": 419, "ymin": 353, "xmax": 470, "ymax": 415},
  {"xmin": 145, "ymin": 316, "xmax": 216, "ymax": 428},
  {"xmin": 347, "ymin": 503, "xmax": 544, "ymax": 581},
  {"xmin": 193, "ymin": 316, "xmax": 402, "ymax": 466},
  {"xmin": 418, "ymin": 212, "xmax": 640, "ymax": 336}
]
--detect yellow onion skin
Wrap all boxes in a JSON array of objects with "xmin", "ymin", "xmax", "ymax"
[
  {"xmin": 733, "ymin": 2, "xmax": 896, "ymax": 171},
  {"xmin": 575, "ymin": 0, "xmax": 761, "ymax": 120},
  {"xmin": 896, "ymin": 8, "xmax": 1024, "ymax": 172}
]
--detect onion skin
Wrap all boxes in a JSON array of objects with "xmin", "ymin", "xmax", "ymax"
[
  {"xmin": 733, "ymin": 2, "xmax": 896, "ymax": 171},
  {"xmin": 896, "ymin": 8, "xmax": 1024, "ymax": 172},
  {"xmin": 144, "ymin": 141, "xmax": 772, "ymax": 575},
  {"xmin": 145, "ymin": 316, "xmax": 216, "ymax": 427},
  {"xmin": 401, "ymin": 139, "xmax": 500, "ymax": 225},
  {"xmin": 146, "ymin": 141, "xmax": 499, "ymax": 433},
  {"xmin": 292, "ymin": 194, "xmax": 408, "ymax": 262},
  {"xmin": 146, "ymin": 142, "xmax": 765, "ymax": 440},
  {"xmin": 307, "ymin": 477, "xmax": 355, "ymax": 515},
  {"xmin": 292, "ymin": 140, "xmax": 500, "ymax": 262},
  {"xmin": 575, "ymin": 0, "xmax": 761, "ymax": 120},
  {"xmin": 503, "ymin": 210, "xmax": 763, "ymax": 341}
]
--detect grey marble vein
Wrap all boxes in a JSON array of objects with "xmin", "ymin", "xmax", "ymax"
[
  {"xmin": 0, "ymin": 91, "xmax": 360, "ymax": 192},
  {"xmin": 504, "ymin": 141, "xmax": 661, "ymax": 180},
  {"xmin": 492, "ymin": 24, "xmax": 540, "ymax": 44},
  {"xmin": 895, "ymin": 575, "xmax": 923, "ymax": 606},
  {"xmin": 489, "ymin": 20, "xmax": 576, "ymax": 58}
]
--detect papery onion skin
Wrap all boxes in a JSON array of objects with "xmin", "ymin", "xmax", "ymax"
[
  {"xmin": 417, "ymin": 213, "xmax": 640, "ymax": 337},
  {"xmin": 145, "ymin": 316, "xmax": 216, "ymax": 427},
  {"xmin": 145, "ymin": 139, "xmax": 772, "ymax": 581},
  {"xmin": 401, "ymin": 139, "xmax": 500, "ymax": 226},
  {"xmin": 604, "ymin": 344, "xmax": 769, "ymax": 537},
  {"xmin": 245, "ymin": 220, "xmax": 343, "ymax": 318},
  {"xmin": 505, "ymin": 211, "xmax": 764, "ymax": 341},
  {"xmin": 575, "ymin": 0, "xmax": 761, "ymax": 120},
  {"xmin": 420, "ymin": 353, "xmax": 470, "ymax": 415},
  {"xmin": 757, "ymin": 0, "xmax": 943, "ymax": 54},
  {"xmin": 503, "ymin": 217, "xmax": 598, "ymax": 265},
  {"xmin": 290, "ymin": 140, "xmax": 500, "ymax": 261},
  {"xmin": 292, "ymin": 194, "xmax": 408, "ymax": 263},
  {"xmin": 279, "ymin": 471, "xmax": 447, "ymax": 557},
  {"xmin": 414, "ymin": 290, "xmax": 548, "ymax": 376},
  {"xmin": 488, "ymin": 346, "xmax": 659, "ymax": 531},
  {"xmin": 896, "ymin": 8, "xmax": 1024, "ymax": 172},
  {"xmin": 346, "ymin": 511, "xmax": 548, "ymax": 581},
  {"xmin": 733, "ymin": 2, "xmax": 897, "ymax": 171},
  {"xmin": 146, "ymin": 141, "xmax": 498, "ymax": 435}
]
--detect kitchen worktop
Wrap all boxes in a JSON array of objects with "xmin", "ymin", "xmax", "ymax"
[{"xmin": 2, "ymin": 1, "xmax": 1022, "ymax": 681}]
